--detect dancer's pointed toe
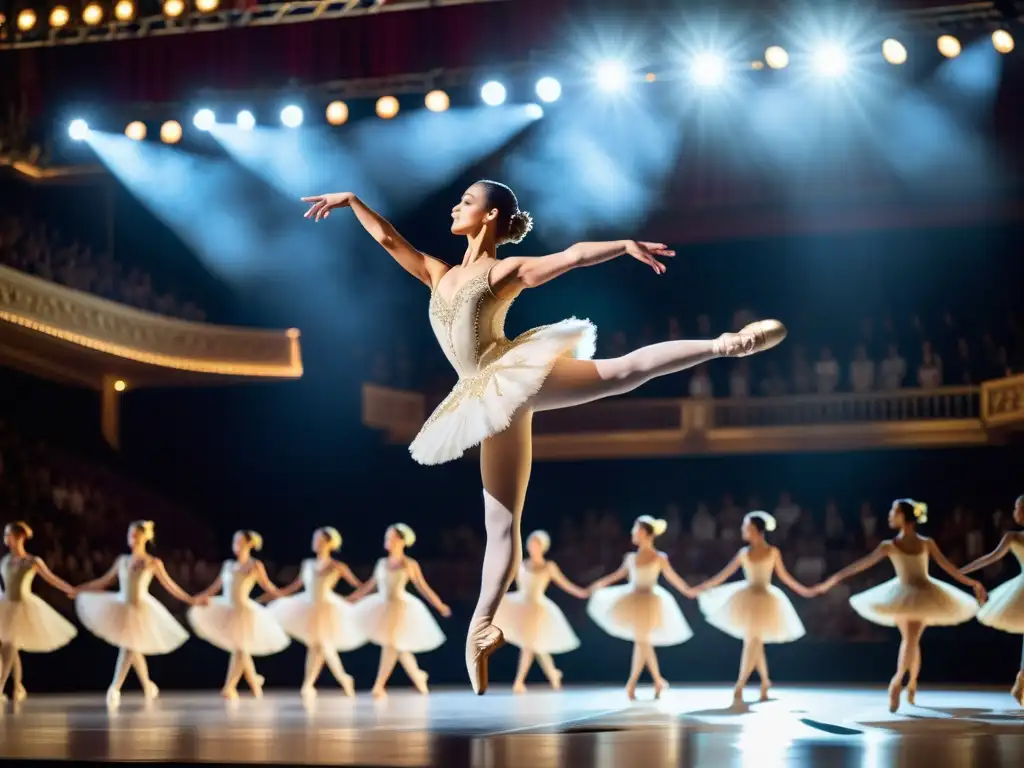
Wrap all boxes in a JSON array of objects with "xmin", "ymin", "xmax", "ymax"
[
  {"xmin": 715, "ymin": 320, "xmax": 787, "ymax": 358},
  {"xmin": 466, "ymin": 623, "xmax": 505, "ymax": 695}
]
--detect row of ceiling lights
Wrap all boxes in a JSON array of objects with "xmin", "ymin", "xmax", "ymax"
[{"xmin": 3, "ymin": 0, "xmax": 225, "ymax": 30}]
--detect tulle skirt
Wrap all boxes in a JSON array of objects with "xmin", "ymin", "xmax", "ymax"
[
  {"xmin": 187, "ymin": 598, "xmax": 291, "ymax": 656},
  {"xmin": 410, "ymin": 318, "xmax": 597, "ymax": 465},
  {"xmin": 76, "ymin": 593, "xmax": 188, "ymax": 655},
  {"xmin": 494, "ymin": 593, "xmax": 580, "ymax": 654},
  {"xmin": 849, "ymin": 577, "xmax": 979, "ymax": 627},
  {"xmin": 0, "ymin": 596, "xmax": 78, "ymax": 652},
  {"xmin": 350, "ymin": 593, "xmax": 445, "ymax": 653},
  {"xmin": 587, "ymin": 585, "xmax": 692, "ymax": 647},
  {"xmin": 267, "ymin": 593, "xmax": 368, "ymax": 651},
  {"xmin": 976, "ymin": 574, "xmax": 1024, "ymax": 633},
  {"xmin": 697, "ymin": 582, "xmax": 806, "ymax": 643}
]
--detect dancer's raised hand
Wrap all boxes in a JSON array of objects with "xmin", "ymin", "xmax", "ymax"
[
  {"xmin": 625, "ymin": 241, "xmax": 675, "ymax": 275},
  {"xmin": 438, "ymin": 602, "xmax": 452, "ymax": 618},
  {"xmin": 301, "ymin": 192, "xmax": 355, "ymax": 222}
]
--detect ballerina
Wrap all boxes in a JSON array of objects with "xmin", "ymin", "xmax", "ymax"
[
  {"xmin": 586, "ymin": 515, "xmax": 694, "ymax": 700},
  {"xmin": 301, "ymin": 182, "xmax": 786, "ymax": 693},
  {"xmin": 74, "ymin": 520, "xmax": 196, "ymax": 706},
  {"xmin": 960, "ymin": 494, "xmax": 1024, "ymax": 706},
  {"xmin": 814, "ymin": 499, "xmax": 986, "ymax": 712},
  {"xmin": 346, "ymin": 524, "xmax": 450, "ymax": 698},
  {"xmin": 493, "ymin": 529, "xmax": 588, "ymax": 693},
  {"xmin": 264, "ymin": 527, "xmax": 366, "ymax": 698},
  {"xmin": 691, "ymin": 511, "xmax": 813, "ymax": 705},
  {"xmin": 188, "ymin": 530, "xmax": 291, "ymax": 700},
  {"xmin": 0, "ymin": 521, "xmax": 78, "ymax": 703}
]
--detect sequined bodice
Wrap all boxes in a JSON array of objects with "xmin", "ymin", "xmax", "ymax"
[
  {"xmin": 741, "ymin": 549, "xmax": 775, "ymax": 588},
  {"xmin": 0, "ymin": 555, "xmax": 36, "ymax": 601},
  {"xmin": 628, "ymin": 553, "xmax": 662, "ymax": 590},
  {"xmin": 428, "ymin": 264, "xmax": 520, "ymax": 378},
  {"xmin": 301, "ymin": 559, "xmax": 341, "ymax": 601},
  {"xmin": 220, "ymin": 560, "xmax": 259, "ymax": 603},
  {"xmin": 375, "ymin": 558, "xmax": 410, "ymax": 600},
  {"xmin": 516, "ymin": 563, "xmax": 552, "ymax": 601},
  {"xmin": 118, "ymin": 556, "xmax": 156, "ymax": 605},
  {"xmin": 888, "ymin": 546, "xmax": 930, "ymax": 585}
]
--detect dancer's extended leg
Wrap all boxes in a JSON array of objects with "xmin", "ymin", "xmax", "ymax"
[
  {"xmin": 734, "ymin": 639, "xmax": 759, "ymax": 704},
  {"xmin": 372, "ymin": 646, "xmax": 399, "ymax": 698},
  {"xmin": 223, "ymin": 652, "xmax": 244, "ymax": 699},
  {"xmin": 642, "ymin": 644, "xmax": 668, "ymax": 698},
  {"xmin": 513, "ymin": 650, "xmax": 535, "ymax": 693},
  {"xmin": 889, "ymin": 620, "xmax": 913, "ymax": 712},
  {"xmin": 904, "ymin": 622, "xmax": 924, "ymax": 705},
  {"xmin": 1014, "ymin": 640, "xmax": 1024, "ymax": 706},
  {"xmin": 398, "ymin": 652, "xmax": 429, "ymax": 694},
  {"xmin": 753, "ymin": 639, "xmax": 771, "ymax": 701},
  {"xmin": 322, "ymin": 647, "xmax": 355, "ymax": 697},
  {"xmin": 625, "ymin": 642, "xmax": 645, "ymax": 700},
  {"xmin": 536, "ymin": 652, "xmax": 562, "ymax": 690},
  {"xmin": 129, "ymin": 652, "xmax": 158, "ymax": 699},
  {"xmin": 107, "ymin": 648, "xmax": 134, "ymax": 706},
  {"xmin": 0, "ymin": 644, "xmax": 16, "ymax": 699},
  {"xmin": 302, "ymin": 648, "xmax": 325, "ymax": 696}
]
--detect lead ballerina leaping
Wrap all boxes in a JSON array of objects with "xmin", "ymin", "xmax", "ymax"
[{"xmin": 301, "ymin": 182, "xmax": 787, "ymax": 694}]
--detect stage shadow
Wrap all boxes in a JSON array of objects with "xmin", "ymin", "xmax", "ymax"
[
  {"xmin": 923, "ymin": 707, "xmax": 992, "ymax": 717},
  {"xmin": 684, "ymin": 703, "xmax": 750, "ymax": 716},
  {"xmin": 799, "ymin": 718, "xmax": 864, "ymax": 736}
]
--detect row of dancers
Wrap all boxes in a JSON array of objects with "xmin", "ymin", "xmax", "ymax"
[{"xmin": 1, "ymin": 495, "xmax": 1022, "ymax": 711}]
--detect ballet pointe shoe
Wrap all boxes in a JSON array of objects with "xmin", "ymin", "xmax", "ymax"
[
  {"xmin": 906, "ymin": 684, "xmax": 917, "ymax": 706},
  {"xmin": 412, "ymin": 670, "xmax": 430, "ymax": 696},
  {"xmin": 13, "ymin": 684, "xmax": 27, "ymax": 703},
  {"xmin": 466, "ymin": 622, "xmax": 505, "ymax": 695},
  {"xmin": 340, "ymin": 674, "xmax": 355, "ymax": 698},
  {"xmin": 732, "ymin": 686, "xmax": 745, "ymax": 706},
  {"xmin": 300, "ymin": 684, "xmax": 317, "ymax": 700},
  {"xmin": 1010, "ymin": 673, "xmax": 1022, "ymax": 706},
  {"xmin": 106, "ymin": 687, "xmax": 121, "ymax": 708},
  {"xmin": 759, "ymin": 680, "xmax": 771, "ymax": 703},
  {"xmin": 887, "ymin": 680, "xmax": 903, "ymax": 713},
  {"xmin": 550, "ymin": 669, "xmax": 563, "ymax": 691},
  {"xmin": 512, "ymin": 681, "xmax": 527, "ymax": 695},
  {"xmin": 654, "ymin": 679, "xmax": 669, "ymax": 700},
  {"xmin": 371, "ymin": 685, "xmax": 387, "ymax": 700},
  {"xmin": 714, "ymin": 320, "xmax": 787, "ymax": 358},
  {"xmin": 143, "ymin": 681, "xmax": 160, "ymax": 701},
  {"xmin": 221, "ymin": 687, "xmax": 240, "ymax": 701},
  {"xmin": 252, "ymin": 674, "xmax": 266, "ymax": 699},
  {"xmin": 625, "ymin": 681, "xmax": 638, "ymax": 701}
]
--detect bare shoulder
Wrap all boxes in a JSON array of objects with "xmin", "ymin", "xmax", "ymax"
[{"xmin": 425, "ymin": 257, "xmax": 453, "ymax": 289}]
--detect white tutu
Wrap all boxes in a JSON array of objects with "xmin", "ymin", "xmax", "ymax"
[
  {"xmin": 587, "ymin": 585, "xmax": 693, "ymax": 647},
  {"xmin": 410, "ymin": 318, "xmax": 596, "ymax": 465},
  {"xmin": 849, "ymin": 577, "xmax": 978, "ymax": 627},
  {"xmin": 351, "ymin": 593, "xmax": 446, "ymax": 654},
  {"xmin": 0, "ymin": 596, "xmax": 78, "ymax": 652},
  {"xmin": 976, "ymin": 575, "xmax": 1024, "ymax": 633},
  {"xmin": 494, "ymin": 593, "xmax": 580, "ymax": 654},
  {"xmin": 697, "ymin": 582, "xmax": 805, "ymax": 644},
  {"xmin": 76, "ymin": 593, "xmax": 188, "ymax": 655},
  {"xmin": 267, "ymin": 593, "xmax": 367, "ymax": 651},
  {"xmin": 188, "ymin": 598, "xmax": 291, "ymax": 656}
]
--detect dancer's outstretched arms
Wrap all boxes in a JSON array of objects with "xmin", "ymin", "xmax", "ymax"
[
  {"xmin": 32, "ymin": 558, "xmax": 75, "ymax": 597},
  {"xmin": 259, "ymin": 572, "xmax": 302, "ymax": 603},
  {"xmin": 153, "ymin": 559, "xmax": 198, "ymax": 605},
  {"xmin": 253, "ymin": 560, "xmax": 286, "ymax": 601},
  {"xmin": 548, "ymin": 562, "xmax": 589, "ymax": 599},
  {"xmin": 335, "ymin": 561, "xmax": 364, "ymax": 590},
  {"xmin": 301, "ymin": 192, "xmax": 449, "ymax": 288},
  {"xmin": 586, "ymin": 560, "xmax": 629, "ymax": 592},
  {"xmin": 813, "ymin": 544, "xmax": 887, "ymax": 594},
  {"xmin": 658, "ymin": 554, "xmax": 696, "ymax": 599},
  {"xmin": 771, "ymin": 550, "xmax": 814, "ymax": 598},
  {"xmin": 407, "ymin": 559, "xmax": 451, "ymax": 617},
  {"xmin": 690, "ymin": 551, "xmax": 743, "ymax": 596},
  {"xmin": 71, "ymin": 558, "xmax": 120, "ymax": 595},
  {"xmin": 193, "ymin": 573, "xmax": 224, "ymax": 602},
  {"xmin": 961, "ymin": 533, "xmax": 1015, "ymax": 575},
  {"xmin": 926, "ymin": 538, "xmax": 987, "ymax": 603},
  {"xmin": 345, "ymin": 575, "xmax": 377, "ymax": 604},
  {"xmin": 492, "ymin": 241, "xmax": 674, "ymax": 291}
]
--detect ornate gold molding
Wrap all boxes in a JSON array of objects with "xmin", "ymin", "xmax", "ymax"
[
  {"xmin": 981, "ymin": 375, "xmax": 1024, "ymax": 427},
  {"xmin": 0, "ymin": 265, "xmax": 302, "ymax": 378}
]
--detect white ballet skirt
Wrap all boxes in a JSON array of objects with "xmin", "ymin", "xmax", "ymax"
[
  {"xmin": 0, "ymin": 555, "xmax": 77, "ymax": 652},
  {"xmin": 494, "ymin": 562, "xmax": 580, "ymax": 654},
  {"xmin": 587, "ymin": 553, "xmax": 693, "ymax": 647},
  {"xmin": 187, "ymin": 560, "xmax": 291, "ymax": 656},
  {"xmin": 976, "ymin": 538, "xmax": 1024, "ymax": 633},
  {"xmin": 848, "ymin": 543, "xmax": 979, "ymax": 627},
  {"xmin": 76, "ymin": 556, "xmax": 189, "ymax": 655},
  {"xmin": 350, "ymin": 558, "xmax": 445, "ymax": 654},
  {"xmin": 697, "ymin": 547, "xmax": 806, "ymax": 644},
  {"xmin": 267, "ymin": 558, "xmax": 367, "ymax": 651},
  {"xmin": 410, "ymin": 262, "xmax": 596, "ymax": 465}
]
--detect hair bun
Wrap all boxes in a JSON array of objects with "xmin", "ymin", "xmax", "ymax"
[{"xmin": 506, "ymin": 210, "xmax": 533, "ymax": 245}]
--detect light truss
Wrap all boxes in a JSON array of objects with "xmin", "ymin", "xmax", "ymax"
[{"xmin": 0, "ymin": 0, "xmax": 510, "ymax": 51}]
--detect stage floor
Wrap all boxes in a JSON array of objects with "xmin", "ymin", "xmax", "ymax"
[{"xmin": 1, "ymin": 685, "xmax": 1023, "ymax": 766}]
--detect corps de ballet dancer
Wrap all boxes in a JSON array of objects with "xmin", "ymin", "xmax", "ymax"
[
  {"xmin": 691, "ymin": 511, "xmax": 813, "ymax": 705},
  {"xmin": 301, "ymin": 182, "xmax": 785, "ymax": 693},
  {"xmin": 814, "ymin": 499, "xmax": 987, "ymax": 712},
  {"xmin": 0, "ymin": 522, "xmax": 78, "ymax": 703},
  {"xmin": 264, "ymin": 527, "xmax": 367, "ymax": 698},
  {"xmin": 493, "ymin": 530, "xmax": 588, "ymax": 693},
  {"xmin": 188, "ymin": 530, "xmax": 290, "ymax": 700},
  {"xmin": 73, "ymin": 520, "xmax": 196, "ymax": 706},
  {"xmin": 960, "ymin": 494, "xmax": 1024, "ymax": 706},
  {"xmin": 586, "ymin": 516, "xmax": 694, "ymax": 700},
  {"xmin": 346, "ymin": 524, "xmax": 450, "ymax": 698}
]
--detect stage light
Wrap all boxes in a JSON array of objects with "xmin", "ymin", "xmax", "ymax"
[
  {"xmin": 236, "ymin": 110, "xmax": 255, "ymax": 130},
  {"xmin": 326, "ymin": 101, "xmax": 349, "ymax": 125},
  {"xmin": 125, "ymin": 121, "xmax": 146, "ymax": 141},
  {"xmin": 196, "ymin": 0, "xmax": 219, "ymax": 11},
  {"xmin": 114, "ymin": 0, "xmax": 135, "ymax": 20},
  {"xmin": 280, "ymin": 105, "xmax": 303, "ymax": 128},
  {"xmin": 535, "ymin": 77, "xmax": 562, "ymax": 103},
  {"xmin": 113, "ymin": 380, "xmax": 127, "ymax": 392},
  {"xmin": 82, "ymin": 2, "xmax": 103, "ymax": 24},
  {"xmin": 68, "ymin": 120, "xmax": 89, "ymax": 141},
  {"xmin": 595, "ymin": 60, "xmax": 628, "ymax": 91},
  {"xmin": 882, "ymin": 38, "xmax": 907, "ymax": 65},
  {"xmin": 812, "ymin": 43, "xmax": 847, "ymax": 77},
  {"xmin": 163, "ymin": 0, "xmax": 185, "ymax": 18},
  {"xmin": 160, "ymin": 120, "xmax": 182, "ymax": 144},
  {"xmin": 645, "ymin": 72, "xmax": 657, "ymax": 82},
  {"xmin": 937, "ymin": 35, "xmax": 961, "ymax": 59},
  {"xmin": 16, "ymin": 9, "xmax": 36, "ymax": 31},
  {"xmin": 764, "ymin": 46, "xmax": 789, "ymax": 69},
  {"xmin": 992, "ymin": 30, "xmax": 1014, "ymax": 54},
  {"xmin": 49, "ymin": 6, "xmax": 70, "ymax": 28},
  {"xmin": 376, "ymin": 96, "xmax": 399, "ymax": 119},
  {"xmin": 193, "ymin": 109, "xmax": 215, "ymax": 131},
  {"xmin": 691, "ymin": 53, "xmax": 726, "ymax": 87},
  {"xmin": 524, "ymin": 103, "xmax": 544, "ymax": 120},
  {"xmin": 480, "ymin": 81, "xmax": 506, "ymax": 106},
  {"xmin": 425, "ymin": 90, "xmax": 450, "ymax": 112}
]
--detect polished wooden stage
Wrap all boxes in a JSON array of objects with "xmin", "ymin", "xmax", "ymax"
[{"xmin": 1, "ymin": 685, "xmax": 1022, "ymax": 767}]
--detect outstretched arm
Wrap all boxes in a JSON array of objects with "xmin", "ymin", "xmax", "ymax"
[
  {"xmin": 32, "ymin": 558, "xmax": 76, "ymax": 596},
  {"xmin": 336, "ymin": 562, "xmax": 364, "ymax": 590},
  {"xmin": 659, "ymin": 555, "xmax": 695, "ymax": 599},
  {"xmin": 816, "ymin": 544, "xmax": 887, "ymax": 593},
  {"xmin": 492, "ymin": 240, "xmax": 674, "ymax": 291},
  {"xmin": 773, "ymin": 551, "xmax": 814, "ymax": 598},
  {"xmin": 72, "ymin": 558, "xmax": 120, "ymax": 594},
  {"xmin": 346, "ymin": 575, "xmax": 377, "ymax": 604},
  {"xmin": 961, "ymin": 533, "xmax": 1014, "ymax": 574},
  {"xmin": 253, "ymin": 561, "xmax": 286, "ymax": 601},
  {"xmin": 407, "ymin": 560, "xmax": 451, "ymax": 617},
  {"xmin": 587, "ymin": 561, "xmax": 629, "ymax": 592},
  {"xmin": 193, "ymin": 573, "xmax": 224, "ymax": 601},
  {"xmin": 927, "ymin": 539, "xmax": 987, "ymax": 602},
  {"xmin": 548, "ymin": 562, "xmax": 589, "ymax": 599},
  {"xmin": 691, "ymin": 551, "xmax": 744, "ymax": 595},
  {"xmin": 302, "ymin": 192, "xmax": 449, "ymax": 288},
  {"xmin": 153, "ymin": 559, "xmax": 196, "ymax": 605},
  {"xmin": 259, "ymin": 573, "xmax": 302, "ymax": 603}
]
